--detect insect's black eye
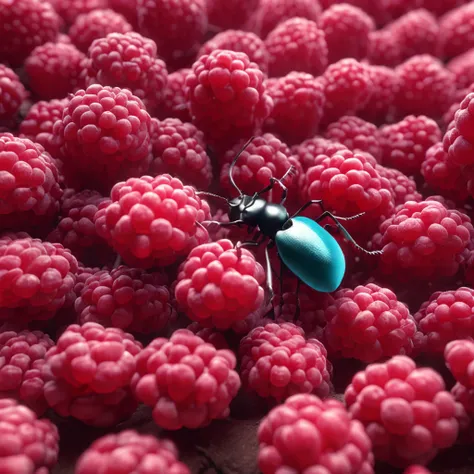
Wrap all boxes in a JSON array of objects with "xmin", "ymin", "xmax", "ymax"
[{"xmin": 282, "ymin": 220, "xmax": 293, "ymax": 230}]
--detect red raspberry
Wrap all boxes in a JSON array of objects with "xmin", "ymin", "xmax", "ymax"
[
  {"xmin": 75, "ymin": 266, "xmax": 174, "ymax": 334},
  {"xmin": 367, "ymin": 29, "xmax": 402, "ymax": 67},
  {"xmin": 264, "ymin": 73, "xmax": 325, "ymax": 145},
  {"xmin": 404, "ymin": 467, "xmax": 433, "ymax": 474},
  {"xmin": 85, "ymin": 32, "xmax": 168, "ymax": 114},
  {"xmin": 175, "ymin": 239, "xmax": 265, "ymax": 329},
  {"xmin": 206, "ymin": 0, "xmax": 258, "ymax": 30},
  {"xmin": 186, "ymin": 322, "xmax": 229, "ymax": 350},
  {"xmin": 0, "ymin": 399, "xmax": 59, "ymax": 474},
  {"xmin": 0, "ymin": 134, "xmax": 63, "ymax": 233},
  {"xmin": 150, "ymin": 117, "xmax": 212, "ymax": 189},
  {"xmin": 0, "ymin": 0, "xmax": 61, "ymax": 67},
  {"xmin": 292, "ymin": 137, "xmax": 348, "ymax": 172},
  {"xmin": 0, "ymin": 65, "xmax": 28, "ymax": 126},
  {"xmin": 371, "ymin": 201, "xmax": 473, "ymax": 282},
  {"xmin": 198, "ymin": 30, "xmax": 269, "ymax": 74},
  {"xmin": 325, "ymin": 116, "xmax": 382, "ymax": 162},
  {"xmin": 321, "ymin": 0, "xmax": 389, "ymax": 25},
  {"xmin": 419, "ymin": 0, "xmax": 471, "ymax": 17},
  {"xmin": 73, "ymin": 265, "xmax": 102, "ymax": 300},
  {"xmin": 321, "ymin": 59, "xmax": 372, "ymax": 124},
  {"xmin": 451, "ymin": 382, "xmax": 474, "ymax": 431},
  {"xmin": 258, "ymin": 394, "xmax": 374, "ymax": 474},
  {"xmin": 264, "ymin": 18, "xmax": 328, "ymax": 78},
  {"xmin": 439, "ymin": 3, "xmax": 474, "ymax": 60},
  {"xmin": 69, "ymin": 9, "xmax": 133, "ymax": 53},
  {"xmin": 76, "ymin": 430, "xmax": 190, "ymax": 474},
  {"xmin": 395, "ymin": 55, "xmax": 456, "ymax": 119},
  {"xmin": 447, "ymin": 49, "xmax": 474, "ymax": 90},
  {"xmin": 186, "ymin": 49, "xmax": 272, "ymax": 148},
  {"xmin": 53, "ymin": 84, "xmax": 152, "ymax": 192},
  {"xmin": 239, "ymin": 322, "xmax": 331, "ymax": 401},
  {"xmin": 94, "ymin": 174, "xmax": 210, "ymax": 268},
  {"xmin": 318, "ymin": 4, "xmax": 375, "ymax": 64},
  {"xmin": 136, "ymin": 0, "xmax": 208, "ymax": 66},
  {"xmin": 376, "ymin": 165, "xmax": 422, "ymax": 206},
  {"xmin": 0, "ymin": 330, "xmax": 54, "ymax": 415},
  {"xmin": 379, "ymin": 115, "xmax": 442, "ymax": 176},
  {"xmin": 48, "ymin": 0, "xmax": 108, "ymax": 25},
  {"xmin": 323, "ymin": 284, "xmax": 417, "ymax": 363},
  {"xmin": 108, "ymin": 0, "xmax": 138, "ymax": 28},
  {"xmin": 157, "ymin": 68, "xmax": 191, "ymax": 122},
  {"xmin": 132, "ymin": 329, "xmax": 241, "ymax": 429},
  {"xmin": 445, "ymin": 339, "xmax": 474, "ymax": 388}
]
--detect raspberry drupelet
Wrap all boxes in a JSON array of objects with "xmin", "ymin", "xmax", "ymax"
[
  {"xmin": 379, "ymin": 115, "xmax": 442, "ymax": 176},
  {"xmin": 292, "ymin": 137, "xmax": 348, "ymax": 172},
  {"xmin": 439, "ymin": 3, "xmax": 474, "ymax": 60},
  {"xmin": 149, "ymin": 117, "xmax": 212, "ymax": 189},
  {"xmin": 239, "ymin": 322, "xmax": 331, "ymax": 401},
  {"xmin": 85, "ymin": 32, "xmax": 168, "ymax": 114},
  {"xmin": 404, "ymin": 467, "xmax": 433, "ymax": 474},
  {"xmin": 48, "ymin": 0, "xmax": 108, "ymax": 24},
  {"xmin": 445, "ymin": 339, "xmax": 474, "ymax": 388},
  {"xmin": 263, "ymin": 73, "xmax": 325, "ymax": 145},
  {"xmin": 367, "ymin": 29, "xmax": 402, "ymax": 68},
  {"xmin": 187, "ymin": 322, "xmax": 229, "ymax": 350},
  {"xmin": 131, "ymin": 329, "xmax": 241, "ymax": 429},
  {"xmin": 75, "ymin": 266, "xmax": 174, "ymax": 334},
  {"xmin": 175, "ymin": 239, "xmax": 265, "ymax": 329},
  {"xmin": 94, "ymin": 174, "xmax": 210, "ymax": 268},
  {"xmin": 447, "ymin": 49, "xmax": 474, "ymax": 90},
  {"xmin": 264, "ymin": 18, "xmax": 328, "ymax": 78},
  {"xmin": 75, "ymin": 430, "xmax": 190, "ymax": 474},
  {"xmin": 69, "ymin": 9, "xmax": 133, "ymax": 53},
  {"xmin": 258, "ymin": 394, "xmax": 374, "ymax": 474},
  {"xmin": 0, "ymin": 0, "xmax": 61, "ymax": 67},
  {"xmin": 0, "ymin": 398, "xmax": 59, "ymax": 474},
  {"xmin": 317, "ymin": 4, "xmax": 375, "ymax": 64},
  {"xmin": 206, "ymin": 0, "xmax": 258, "ymax": 30},
  {"xmin": 0, "ymin": 65, "xmax": 28, "ymax": 126},
  {"xmin": 186, "ymin": 49, "xmax": 272, "ymax": 149},
  {"xmin": 345, "ymin": 355, "xmax": 461, "ymax": 467},
  {"xmin": 376, "ymin": 166, "xmax": 422, "ymax": 206},
  {"xmin": 53, "ymin": 84, "xmax": 153, "ymax": 192},
  {"xmin": 157, "ymin": 68, "xmax": 191, "ymax": 122}
]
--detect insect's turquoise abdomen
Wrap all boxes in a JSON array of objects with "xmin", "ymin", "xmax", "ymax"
[{"xmin": 275, "ymin": 216, "xmax": 346, "ymax": 293}]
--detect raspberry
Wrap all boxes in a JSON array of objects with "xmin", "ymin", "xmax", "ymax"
[
  {"xmin": 379, "ymin": 115, "xmax": 442, "ymax": 176},
  {"xmin": 419, "ymin": 0, "xmax": 471, "ymax": 17},
  {"xmin": 404, "ymin": 467, "xmax": 433, "ymax": 474},
  {"xmin": 186, "ymin": 50, "xmax": 272, "ymax": 148},
  {"xmin": 75, "ymin": 266, "xmax": 174, "ymax": 334},
  {"xmin": 0, "ymin": 330, "xmax": 54, "ymax": 415},
  {"xmin": 186, "ymin": 322, "xmax": 229, "ymax": 350},
  {"xmin": 292, "ymin": 137, "xmax": 348, "ymax": 172},
  {"xmin": 263, "ymin": 73, "xmax": 325, "ymax": 145},
  {"xmin": 69, "ymin": 9, "xmax": 133, "ymax": 53},
  {"xmin": 0, "ymin": 0, "xmax": 61, "ymax": 67},
  {"xmin": 323, "ymin": 284, "xmax": 417, "ymax": 363},
  {"xmin": 108, "ymin": 0, "xmax": 138, "ymax": 28},
  {"xmin": 318, "ymin": 4, "xmax": 375, "ymax": 64},
  {"xmin": 0, "ymin": 65, "xmax": 28, "ymax": 128},
  {"xmin": 175, "ymin": 239, "xmax": 265, "ymax": 329},
  {"xmin": 371, "ymin": 200, "xmax": 473, "ymax": 282},
  {"xmin": 451, "ymin": 383, "xmax": 474, "ymax": 430},
  {"xmin": 321, "ymin": 59, "xmax": 372, "ymax": 124},
  {"xmin": 439, "ymin": 3, "xmax": 474, "ymax": 60},
  {"xmin": 136, "ymin": 0, "xmax": 208, "ymax": 66},
  {"xmin": 258, "ymin": 394, "xmax": 374, "ymax": 474},
  {"xmin": 53, "ymin": 84, "xmax": 152, "ymax": 192},
  {"xmin": 395, "ymin": 55, "xmax": 456, "ymax": 119},
  {"xmin": 447, "ymin": 49, "xmax": 474, "ymax": 90},
  {"xmin": 376, "ymin": 165, "xmax": 422, "ymax": 206},
  {"xmin": 48, "ymin": 0, "xmax": 108, "ymax": 25},
  {"xmin": 76, "ymin": 430, "xmax": 190, "ymax": 474},
  {"xmin": 206, "ymin": 0, "xmax": 258, "ymax": 30},
  {"xmin": 367, "ymin": 29, "xmax": 402, "ymax": 67},
  {"xmin": 131, "ymin": 329, "xmax": 241, "ymax": 429},
  {"xmin": 94, "ymin": 174, "xmax": 211, "ymax": 268},
  {"xmin": 445, "ymin": 339, "xmax": 474, "ymax": 388},
  {"xmin": 150, "ymin": 117, "xmax": 212, "ymax": 189},
  {"xmin": 0, "ymin": 399, "xmax": 59, "ymax": 474},
  {"xmin": 198, "ymin": 30, "xmax": 269, "ymax": 74},
  {"xmin": 325, "ymin": 116, "xmax": 382, "ymax": 162},
  {"xmin": 0, "ymin": 134, "xmax": 63, "ymax": 233},
  {"xmin": 264, "ymin": 18, "xmax": 328, "ymax": 78},
  {"xmin": 157, "ymin": 68, "xmax": 191, "ymax": 122}
]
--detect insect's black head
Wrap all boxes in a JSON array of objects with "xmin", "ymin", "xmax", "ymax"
[{"xmin": 228, "ymin": 194, "xmax": 255, "ymax": 221}]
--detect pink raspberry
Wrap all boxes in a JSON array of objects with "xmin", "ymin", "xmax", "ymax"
[
  {"xmin": 199, "ymin": 30, "xmax": 269, "ymax": 74},
  {"xmin": 419, "ymin": 0, "xmax": 471, "ymax": 17},
  {"xmin": 0, "ymin": 0, "xmax": 61, "ymax": 67},
  {"xmin": 53, "ymin": 84, "xmax": 152, "ymax": 192},
  {"xmin": 49, "ymin": 0, "xmax": 108, "ymax": 24},
  {"xmin": 265, "ymin": 18, "xmax": 328, "ymax": 78},
  {"xmin": 132, "ymin": 329, "xmax": 241, "ymax": 429},
  {"xmin": 318, "ymin": 4, "xmax": 375, "ymax": 63},
  {"xmin": 325, "ymin": 116, "xmax": 382, "ymax": 161},
  {"xmin": 367, "ymin": 29, "xmax": 402, "ymax": 67},
  {"xmin": 439, "ymin": 3, "xmax": 474, "ymax": 60},
  {"xmin": 206, "ymin": 0, "xmax": 259, "ymax": 30},
  {"xmin": 292, "ymin": 137, "xmax": 348, "ymax": 172},
  {"xmin": 157, "ymin": 68, "xmax": 191, "ymax": 122},
  {"xmin": 320, "ymin": 0, "xmax": 389, "ymax": 25},
  {"xmin": 321, "ymin": 58, "xmax": 372, "ymax": 124},
  {"xmin": 186, "ymin": 322, "xmax": 229, "ymax": 350},
  {"xmin": 94, "ymin": 174, "xmax": 210, "ymax": 268},
  {"xmin": 404, "ymin": 467, "xmax": 433, "ymax": 474},
  {"xmin": 451, "ymin": 382, "xmax": 474, "ymax": 431},
  {"xmin": 76, "ymin": 430, "xmax": 190, "ymax": 474},
  {"xmin": 376, "ymin": 165, "xmax": 422, "ymax": 206},
  {"xmin": 239, "ymin": 322, "xmax": 331, "ymax": 401},
  {"xmin": 186, "ymin": 49, "xmax": 272, "ymax": 148},
  {"xmin": 379, "ymin": 115, "xmax": 442, "ymax": 176},
  {"xmin": 150, "ymin": 117, "xmax": 212, "ymax": 189},
  {"xmin": 0, "ymin": 65, "xmax": 28, "ymax": 126},
  {"xmin": 395, "ymin": 55, "xmax": 456, "ymax": 119},
  {"xmin": 371, "ymin": 201, "xmax": 473, "ymax": 282},
  {"xmin": 447, "ymin": 49, "xmax": 474, "ymax": 90},
  {"xmin": 69, "ymin": 9, "xmax": 133, "ymax": 53},
  {"xmin": 346, "ymin": 356, "xmax": 461, "ymax": 467},
  {"xmin": 85, "ymin": 32, "xmax": 168, "ymax": 114},
  {"xmin": 323, "ymin": 284, "xmax": 417, "ymax": 363},
  {"xmin": 264, "ymin": 73, "xmax": 325, "ymax": 145},
  {"xmin": 75, "ymin": 266, "xmax": 174, "ymax": 334},
  {"xmin": 0, "ymin": 399, "xmax": 59, "ymax": 474},
  {"xmin": 445, "ymin": 339, "xmax": 474, "ymax": 388},
  {"xmin": 108, "ymin": 0, "xmax": 138, "ymax": 27},
  {"xmin": 175, "ymin": 239, "xmax": 265, "ymax": 329},
  {"xmin": 258, "ymin": 394, "xmax": 374, "ymax": 474}
]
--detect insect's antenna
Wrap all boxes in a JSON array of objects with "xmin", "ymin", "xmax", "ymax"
[
  {"xmin": 229, "ymin": 136, "xmax": 256, "ymax": 196},
  {"xmin": 196, "ymin": 191, "xmax": 228, "ymax": 203}
]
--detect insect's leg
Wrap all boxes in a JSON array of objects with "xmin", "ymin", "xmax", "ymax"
[
  {"xmin": 264, "ymin": 244, "xmax": 274, "ymax": 303},
  {"xmin": 294, "ymin": 278, "xmax": 301, "ymax": 322},
  {"xmin": 291, "ymin": 199, "xmax": 326, "ymax": 219},
  {"xmin": 278, "ymin": 256, "xmax": 284, "ymax": 317},
  {"xmin": 201, "ymin": 219, "xmax": 245, "ymax": 227},
  {"xmin": 256, "ymin": 165, "xmax": 296, "ymax": 205},
  {"xmin": 235, "ymin": 240, "xmax": 260, "ymax": 259}
]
